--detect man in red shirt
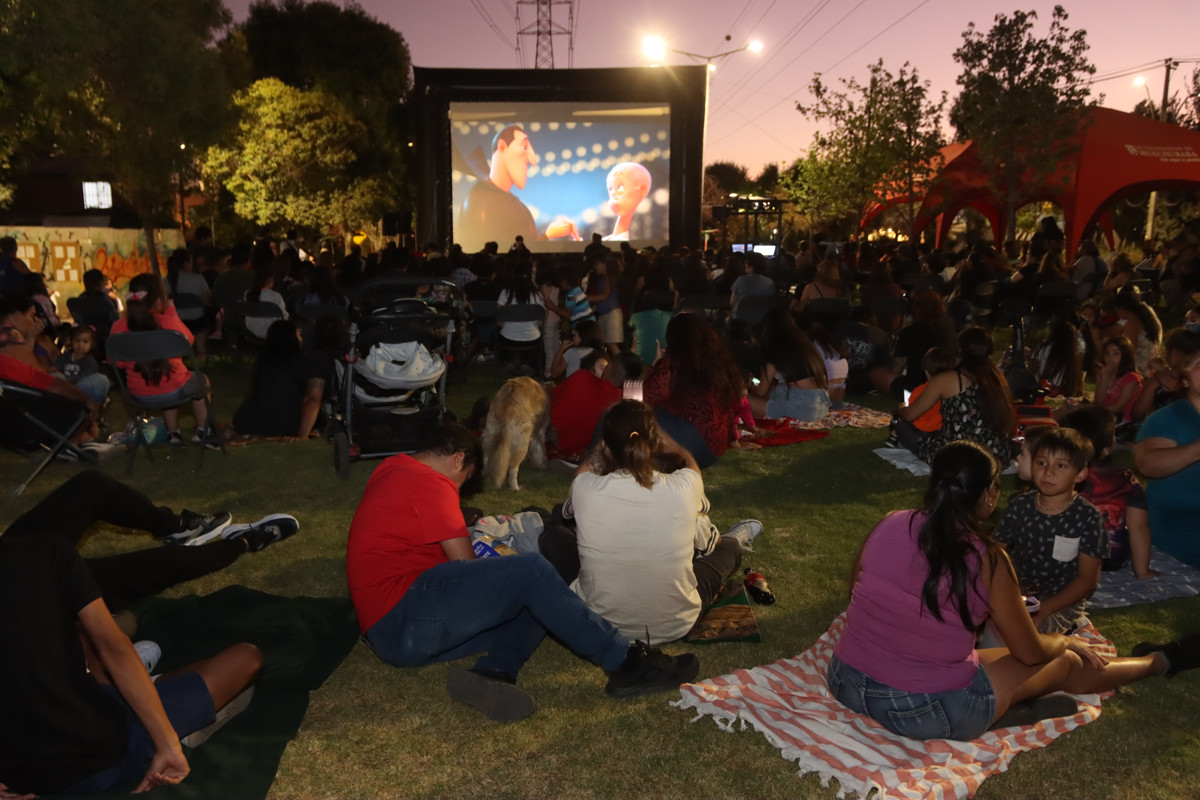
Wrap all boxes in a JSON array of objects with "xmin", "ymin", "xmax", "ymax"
[
  {"xmin": 346, "ymin": 423, "xmax": 699, "ymax": 722},
  {"xmin": 550, "ymin": 351, "xmax": 641, "ymax": 459}
]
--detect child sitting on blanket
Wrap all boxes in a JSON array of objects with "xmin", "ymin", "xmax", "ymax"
[
  {"xmin": 1059, "ymin": 405, "xmax": 1158, "ymax": 579},
  {"xmin": 997, "ymin": 427, "xmax": 1108, "ymax": 634},
  {"xmin": 908, "ymin": 346, "xmax": 958, "ymax": 433}
]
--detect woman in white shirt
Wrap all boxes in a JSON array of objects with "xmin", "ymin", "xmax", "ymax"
[{"xmin": 553, "ymin": 400, "xmax": 760, "ymax": 642}]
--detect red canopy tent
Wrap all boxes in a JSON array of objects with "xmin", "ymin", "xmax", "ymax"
[{"xmin": 872, "ymin": 107, "xmax": 1200, "ymax": 254}]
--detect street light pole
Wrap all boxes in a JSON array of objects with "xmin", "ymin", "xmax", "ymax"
[{"xmin": 642, "ymin": 36, "xmax": 763, "ymax": 166}]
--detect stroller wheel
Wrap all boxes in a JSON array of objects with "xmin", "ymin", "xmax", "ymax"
[{"xmin": 332, "ymin": 428, "xmax": 351, "ymax": 480}]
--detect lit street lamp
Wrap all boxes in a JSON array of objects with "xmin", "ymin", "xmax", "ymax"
[{"xmin": 641, "ymin": 35, "xmax": 763, "ymax": 165}]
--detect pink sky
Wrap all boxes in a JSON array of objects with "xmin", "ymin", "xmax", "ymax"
[{"xmin": 225, "ymin": 0, "xmax": 1199, "ymax": 175}]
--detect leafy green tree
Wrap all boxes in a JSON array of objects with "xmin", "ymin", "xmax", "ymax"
[
  {"xmin": 950, "ymin": 5, "xmax": 1097, "ymax": 237},
  {"xmin": 780, "ymin": 151, "xmax": 854, "ymax": 237},
  {"xmin": 204, "ymin": 78, "xmax": 384, "ymax": 236},
  {"xmin": 238, "ymin": 0, "xmax": 414, "ymax": 222},
  {"xmin": 794, "ymin": 60, "xmax": 946, "ymax": 239}
]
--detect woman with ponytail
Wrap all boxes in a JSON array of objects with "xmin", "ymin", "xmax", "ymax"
[
  {"xmin": 110, "ymin": 273, "xmax": 216, "ymax": 447},
  {"xmin": 827, "ymin": 440, "xmax": 1197, "ymax": 741},
  {"xmin": 896, "ymin": 326, "xmax": 1017, "ymax": 465},
  {"xmin": 547, "ymin": 399, "xmax": 761, "ymax": 643}
]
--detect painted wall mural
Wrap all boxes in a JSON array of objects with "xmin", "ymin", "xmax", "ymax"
[{"xmin": 2, "ymin": 226, "xmax": 185, "ymax": 295}]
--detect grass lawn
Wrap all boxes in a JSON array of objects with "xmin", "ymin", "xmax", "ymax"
[{"xmin": 3, "ymin": 356, "xmax": 1198, "ymax": 799}]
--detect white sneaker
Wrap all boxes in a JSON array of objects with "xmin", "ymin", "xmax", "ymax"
[
  {"xmin": 721, "ymin": 519, "xmax": 763, "ymax": 552},
  {"xmin": 134, "ymin": 640, "xmax": 162, "ymax": 673},
  {"xmin": 182, "ymin": 686, "xmax": 255, "ymax": 747}
]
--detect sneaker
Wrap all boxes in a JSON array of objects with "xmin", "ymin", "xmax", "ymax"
[
  {"xmin": 134, "ymin": 640, "xmax": 162, "ymax": 674},
  {"xmin": 604, "ymin": 641, "xmax": 700, "ymax": 698},
  {"xmin": 883, "ymin": 433, "xmax": 902, "ymax": 449},
  {"xmin": 166, "ymin": 510, "xmax": 233, "ymax": 545},
  {"xmin": 721, "ymin": 519, "xmax": 763, "ymax": 552},
  {"xmin": 192, "ymin": 425, "xmax": 221, "ymax": 448},
  {"xmin": 223, "ymin": 514, "xmax": 300, "ymax": 552},
  {"xmin": 548, "ymin": 457, "xmax": 579, "ymax": 477},
  {"xmin": 182, "ymin": 686, "xmax": 255, "ymax": 747},
  {"xmin": 446, "ymin": 667, "xmax": 534, "ymax": 722},
  {"xmin": 1132, "ymin": 633, "xmax": 1200, "ymax": 677},
  {"xmin": 167, "ymin": 430, "xmax": 184, "ymax": 448}
]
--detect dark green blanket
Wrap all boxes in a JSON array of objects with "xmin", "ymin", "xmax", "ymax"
[{"xmin": 62, "ymin": 586, "xmax": 359, "ymax": 800}]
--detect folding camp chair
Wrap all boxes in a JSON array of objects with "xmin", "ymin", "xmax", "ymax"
[
  {"xmin": 105, "ymin": 330, "xmax": 226, "ymax": 474},
  {"xmin": 0, "ymin": 379, "xmax": 95, "ymax": 494}
]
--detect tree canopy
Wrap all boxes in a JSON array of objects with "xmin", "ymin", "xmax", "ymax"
[
  {"xmin": 236, "ymin": 0, "xmax": 414, "ymax": 224},
  {"xmin": 1, "ymin": 0, "xmax": 232, "ymax": 270},
  {"xmin": 950, "ymin": 5, "xmax": 1097, "ymax": 235},
  {"xmin": 791, "ymin": 60, "xmax": 946, "ymax": 238},
  {"xmin": 204, "ymin": 78, "xmax": 385, "ymax": 234}
]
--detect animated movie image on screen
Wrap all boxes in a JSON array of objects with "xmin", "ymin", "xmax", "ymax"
[{"xmin": 450, "ymin": 102, "xmax": 670, "ymax": 252}]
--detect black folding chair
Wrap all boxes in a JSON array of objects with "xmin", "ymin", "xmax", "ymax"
[
  {"xmin": 105, "ymin": 330, "xmax": 226, "ymax": 474},
  {"xmin": 236, "ymin": 300, "xmax": 285, "ymax": 348},
  {"xmin": 0, "ymin": 379, "xmax": 95, "ymax": 494}
]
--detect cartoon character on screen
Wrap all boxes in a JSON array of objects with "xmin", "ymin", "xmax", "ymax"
[
  {"xmin": 603, "ymin": 162, "xmax": 652, "ymax": 241},
  {"xmin": 459, "ymin": 125, "xmax": 579, "ymax": 251}
]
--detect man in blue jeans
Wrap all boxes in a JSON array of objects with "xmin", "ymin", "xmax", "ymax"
[{"xmin": 346, "ymin": 423, "xmax": 699, "ymax": 721}]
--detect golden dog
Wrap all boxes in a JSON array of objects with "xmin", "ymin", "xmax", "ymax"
[{"xmin": 481, "ymin": 376, "xmax": 550, "ymax": 490}]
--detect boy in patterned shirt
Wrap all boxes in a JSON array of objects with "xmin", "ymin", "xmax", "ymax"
[{"xmin": 996, "ymin": 426, "xmax": 1108, "ymax": 634}]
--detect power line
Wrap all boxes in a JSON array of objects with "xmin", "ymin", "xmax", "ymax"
[
  {"xmin": 819, "ymin": 0, "xmax": 935, "ymax": 75},
  {"xmin": 708, "ymin": 0, "xmax": 838, "ymax": 117},
  {"xmin": 709, "ymin": 0, "xmax": 933, "ymax": 149},
  {"xmin": 468, "ymin": 0, "xmax": 516, "ymax": 51},
  {"xmin": 709, "ymin": 0, "xmax": 870, "ymax": 125}
]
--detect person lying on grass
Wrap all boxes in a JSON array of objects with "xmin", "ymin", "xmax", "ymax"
[
  {"xmin": 827, "ymin": 439, "xmax": 1199, "ymax": 742},
  {"xmin": 0, "ymin": 535, "xmax": 262, "ymax": 797},
  {"xmin": 3, "ymin": 470, "xmax": 300, "ymax": 615},
  {"xmin": 346, "ymin": 422, "xmax": 700, "ymax": 723}
]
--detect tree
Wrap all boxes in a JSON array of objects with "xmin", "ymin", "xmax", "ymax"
[
  {"xmin": 238, "ymin": 0, "xmax": 414, "ymax": 225},
  {"xmin": 793, "ymin": 60, "xmax": 946, "ymax": 239},
  {"xmin": 704, "ymin": 162, "xmax": 752, "ymax": 197},
  {"xmin": 779, "ymin": 151, "xmax": 854, "ymax": 237},
  {"xmin": 203, "ymin": 79, "xmax": 385, "ymax": 237},
  {"xmin": 0, "ymin": 0, "xmax": 232, "ymax": 272},
  {"xmin": 753, "ymin": 163, "xmax": 780, "ymax": 194},
  {"xmin": 950, "ymin": 5, "xmax": 1097, "ymax": 237}
]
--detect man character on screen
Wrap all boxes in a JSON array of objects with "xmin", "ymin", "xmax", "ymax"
[
  {"xmin": 459, "ymin": 125, "xmax": 579, "ymax": 252},
  {"xmin": 603, "ymin": 162, "xmax": 652, "ymax": 242}
]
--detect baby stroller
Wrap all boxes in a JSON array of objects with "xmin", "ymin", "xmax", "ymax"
[{"xmin": 326, "ymin": 295, "xmax": 456, "ymax": 478}]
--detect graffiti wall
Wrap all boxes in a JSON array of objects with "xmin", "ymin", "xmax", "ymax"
[{"xmin": 1, "ymin": 226, "xmax": 185, "ymax": 296}]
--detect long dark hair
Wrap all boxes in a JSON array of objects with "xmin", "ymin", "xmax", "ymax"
[
  {"xmin": 663, "ymin": 313, "xmax": 743, "ymax": 406},
  {"xmin": 1039, "ymin": 318, "xmax": 1083, "ymax": 396},
  {"xmin": 759, "ymin": 308, "xmax": 827, "ymax": 389},
  {"xmin": 125, "ymin": 273, "xmax": 172, "ymax": 386},
  {"xmin": 958, "ymin": 326, "xmax": 1015, "ymax": 434},
  {"xmin": 916, "ymin": 440, "xmax": 1001, "ymax": 631},
  {"xmin": 1113, "ymin": 289, "xmax": 1162, "ymax": 343},
  {"xmin": 599, "ymin": 399, "xmax": 658, "ymax": 489},
  {"xmin": 502, "ymin": 257, "xmax": 536, "ymax": 304}
]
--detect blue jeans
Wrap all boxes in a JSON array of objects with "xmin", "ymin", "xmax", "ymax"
[
  {"xmin": 827, "ymin": 654, "xmax": 996, "ymax": 741},
  {"xmin": 653, "ymin": 409, "xmax": 717, "ymax": 468},
  {"xmin": 365, "ymin": 553, "xmax": 629, "ymax": 678},
  {"xmin": 75, "ymin": 372, "xmax": 110, "ymax": 404}
]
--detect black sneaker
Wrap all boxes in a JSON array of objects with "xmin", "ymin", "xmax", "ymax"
[
  {"xmin": 1132, "ymin": 633, "xmax": 1200, "ymax": 677},
  {"xmin": 446, "ymin": 667, "xmax": 534, "ymax": 722},
  {"xmin": 167, "ymin": 430, "xmax": 184, "ymax": 448},
  {"xmin": 166, "ymin": 510, "xmax": 233, "ymax": 545},
  {"xmin": 225, "ymin": 514, "xmax": 300, "ymax": 552},
  {"xmin": 604, "ymin": 641, "xmax": 700, "ymax": 698}
]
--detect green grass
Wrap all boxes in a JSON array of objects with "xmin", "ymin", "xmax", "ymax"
[{"xmin": 3, "ymin": 357, "xmax": 1198, "ymax": 799}]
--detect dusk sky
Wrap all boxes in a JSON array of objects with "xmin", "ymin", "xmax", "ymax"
[{"xmin": 225, "ymin": 0, "xmax": 1200, "ymax": 175}]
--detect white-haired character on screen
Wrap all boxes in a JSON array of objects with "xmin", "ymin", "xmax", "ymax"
[{"xmin": 603, "ymin": 162, "xmax": 652, "ymax": 242}]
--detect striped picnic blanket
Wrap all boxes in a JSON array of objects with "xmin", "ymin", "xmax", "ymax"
[{"xmin": 674, "ymin": 614, "xmax": 1113, "ymax": 800}]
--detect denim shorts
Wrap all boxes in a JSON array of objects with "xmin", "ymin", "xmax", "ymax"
[
  {"xmin": 63, "ymin": 671, "xmax": 216, "ymax": 793},
  {"xmin": 827, "ymin": 654, "xmax": 996, "ymax": 741}
]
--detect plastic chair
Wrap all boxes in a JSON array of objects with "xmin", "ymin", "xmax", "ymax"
[
  {"xmin": 105, "ymin": 330, "xmax": 226, "ymax": 473},
  {"xmin": 494, "ymin": 303, "xmax": 545, "ymax": 376},
  {"xmin": 0, "ymin": 379, "xmax": 95, "ymax": 494}
]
